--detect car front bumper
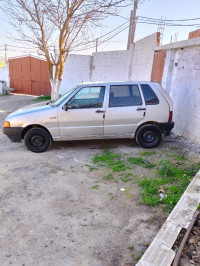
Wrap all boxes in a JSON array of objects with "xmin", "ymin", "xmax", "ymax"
[
  {"xmin": 3, "ymin": 127, "xmax": 23, "ymax": 142},
  {"xmin": 160, "ymin": 122, "xmax": 174, "ymax": 136}
]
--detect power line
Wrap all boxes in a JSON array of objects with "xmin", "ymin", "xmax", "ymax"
[{"xmin": 139, "ymin": 16, "xmax": 200, "ymax": 22}]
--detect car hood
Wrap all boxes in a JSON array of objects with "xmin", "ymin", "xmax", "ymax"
[{"xmin": 7, "ymin": 101, "xmax": 54, "ymax": 118}]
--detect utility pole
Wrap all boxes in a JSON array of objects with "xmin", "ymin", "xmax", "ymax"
[
  {"xmin": 127, "ymin": 0, "xmax": 138, "ymax": 50},
  {"xmin": 5, "ymin": 44, "xmax": 8, "ymax": 63},
  {"xmin": 96, "ymin": 38, "xmax": 98, "ymax": 53}
]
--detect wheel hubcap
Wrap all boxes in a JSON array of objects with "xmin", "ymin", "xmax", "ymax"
[
  {"xmin": 30, "ymin": 134, "xmax": 45, "ymax": 147},
  {"xmin": 143, "ymin": 130, "xmax": 156, "ymax": 143}
]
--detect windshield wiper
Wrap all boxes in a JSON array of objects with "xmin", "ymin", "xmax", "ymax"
[{"xmin": 46, "ymin": 100, "xmax": 55, "ymax": 105}]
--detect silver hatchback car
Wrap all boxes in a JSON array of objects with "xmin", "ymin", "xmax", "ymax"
[{"xmin": 3, "ymin": 81, "xmax": 174, "ymax": 152}]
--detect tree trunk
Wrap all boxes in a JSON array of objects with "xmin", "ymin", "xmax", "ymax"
[{"xmin": 50, "ymin": 79, "xmax": 61, "ymax": 100}]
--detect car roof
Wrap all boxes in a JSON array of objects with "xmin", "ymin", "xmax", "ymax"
[{"xmin": 77, "ymin": 81, "xmax": 156, "ymax": 87}]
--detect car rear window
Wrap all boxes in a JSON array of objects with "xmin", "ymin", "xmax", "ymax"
[
  {"xmin": 141, "ymin": 84, "xmax": 159, "ymax": 105},
  {"xmin": 109, "ymin": 85, "xmax": 142, "ymax": 107}
]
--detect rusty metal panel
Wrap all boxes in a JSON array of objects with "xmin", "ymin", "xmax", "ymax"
[
  {"xmin": 22, "ymin": 80, "xmax": 31, "ymax": 94},
  {"xmin": 151, "ymin": 50, "xmax": 166, "ymax": 83},
  {"xmin": 9, "ymin": 59, "xmax": 22, "ymax": 80},
  {"xmin": 40, "ymin": 60, "xmax": 50, "ymax": 82},
  {"xmin": 9, "ymin": 56, "xmax": 50, "ymax": 95},
  {"xmin": 21, "ymin": 57, "xmax": 31, "ymax": 80},
  {"xmin": 11, "ymin": 79, "xmax": 23, "ymax": 93},
  {"xmin": 30, "ymin": 57, "xmax": 41, "ymax": 81},
  {"xmin": 30, "ymin": 57, "xmax": 49, "ymax": 82},
  {"xmin": 31, "ymin": 81, "xmax": 51, "ymax": 96}
]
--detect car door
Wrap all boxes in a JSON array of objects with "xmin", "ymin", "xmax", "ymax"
[
  {"xmin": 104, "ymin": 83, "xmax": 145, "ymax": 136},
  {"xmin": 58, "ymin": 85, "xmax": 106, "ymax": 139}
]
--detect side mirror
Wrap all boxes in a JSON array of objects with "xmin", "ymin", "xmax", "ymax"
[{"xmin": 62, "ymin": 105, "xmax": 68, "ymax": 111}]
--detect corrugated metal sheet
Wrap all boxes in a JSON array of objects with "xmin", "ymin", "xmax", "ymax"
[
  {"xmin": 32, "ymin": 81, "xmax": 51, "ymax": 96},
  {"xmin": 151, "ymin": 50, "xmax": 166, "ymax": 83},
  {"xmin": 9, "ymin": 56, "xmax": 51, "ymax": 95}
]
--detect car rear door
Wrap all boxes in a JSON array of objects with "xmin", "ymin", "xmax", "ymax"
[{"xmin": 104, "ymin": 83, "xmax": 146, "ymax": 137}]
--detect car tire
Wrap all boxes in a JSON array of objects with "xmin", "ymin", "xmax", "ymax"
[
  {"xmin": 24, "ymin": 128, "xmax": 52, "ymax": 153},
  {"xmin": 136, "ymin": 124, "xmax": 162, "ymax": 149}
]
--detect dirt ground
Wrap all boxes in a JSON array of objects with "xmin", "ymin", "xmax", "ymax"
[{"xmin": 0, "ymin": 94, "xmax": 199, "ymax": 266}]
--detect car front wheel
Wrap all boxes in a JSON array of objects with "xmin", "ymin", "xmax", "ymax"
[
  {"xmin": 136, "ymin": 124, "xmax": 162, "ymax": 149},
  {"xmin": 24, "ymin": 128, "xmax": 52, "ymax": 153}
]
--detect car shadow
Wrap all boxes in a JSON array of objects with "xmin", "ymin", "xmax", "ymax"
[{"xmin": 50, "ymin": 138, "xmax": 138, "ymax": 151}]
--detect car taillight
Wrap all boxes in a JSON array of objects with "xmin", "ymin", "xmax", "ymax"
[{"xmin": 168, "ymin": 111, "xmax": 173, "ymax": 122}]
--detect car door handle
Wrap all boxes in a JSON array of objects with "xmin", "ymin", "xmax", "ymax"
[
  {"xmin": 137, "ymin": 107, "xmax": 146, "ymax": 111},
  {"xmin": 96, "ymin": 110, "xmax": 105, "ymax": 113}
]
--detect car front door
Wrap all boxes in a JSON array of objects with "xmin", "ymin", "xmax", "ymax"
[
  {"xmin": 104, "ymin": 84, "xmax": 145, "ymax": 136},
  {"xmin": 58, "ymin": 86, "xmax": 106, "ymax": 139}
]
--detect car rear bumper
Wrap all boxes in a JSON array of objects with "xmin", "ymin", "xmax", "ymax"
[
  {"xmin": 3, "ymin": 127, "xmax": 23, "ymax": 142},
  {"xmin": 160, "ymin": 122, "xmax": 174, "ymax": 136}
]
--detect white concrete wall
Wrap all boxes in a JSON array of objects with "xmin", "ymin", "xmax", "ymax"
[
  {"xmin": 60, "ymin": 33, "xmax": 157, "ymax": 94},
  {"xmin": 91, "ymin": 50, "xmax": 131, "ymax": 81},
  {"xmin": 59, "ymin": 54, "xmax": 92, "ymax": 94},
  {"xmin": 162, "ymin": 47, "xmax": 200, "ymax": 144},
  {"xmin": 131, "ymin": 33, "xmax": 158, "ymax": 81},
  {"xmin": 0, "ymin": 67, "xmax": 5, "ymax": 81}
]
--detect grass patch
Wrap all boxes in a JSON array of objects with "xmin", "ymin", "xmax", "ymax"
[
  {"xmin": 128, "ymin": 157, "xmax": 145, "ymax": 166},
  {"xmin": 128, "ymin": 245, "xmax": 134, "ymax": 251},
  {"xmin": 33, "ymin": 95, "xmax": 51, "ymax": 102},
  {"xmin": 139, "ymin": 162, "xmax": 200, "ymax": 212},
  {"xmin": 92, "ymin": 149, "xmax": 200, "ymax": 213},
  {"xmin": 120, "ymin": 173, "xmax": 133, "ymax": 183},
  {"xmin": 104, "ymin": 173, "xmax": 114, "ymax": 180},
  {"xmin": 140, "ymin": 151, "xmax": 156, "ymax": 156},
  {"xmin": 91, "ymin": 185, "xmax": 99, "ymax": 190},
  {"xmin": 174, "ymin": 151, "xmax": 187, "ymax": 160},
  {"xmin": 93, "ymin": 150, "xmax": 125, "ymax": 172}
]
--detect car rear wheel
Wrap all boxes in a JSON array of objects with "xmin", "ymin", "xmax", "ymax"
[
  {"xmin": 24, "ymin": 128, "xmax": 52, "ymax": 153},
  {"xmin": 136, "ymin": 124, "xmax": 162, "ymax": 149}
]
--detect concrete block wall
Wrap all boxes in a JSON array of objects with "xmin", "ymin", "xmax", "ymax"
[
  {"xmin": 91, "ymin": 50, "xmax": 131, "ymax": 82},
  {"xmin": 131, "ymin": 33, "xmax": 158, "ymax": 81},
  {"xmin": 60, "ymin": 33, "xmax": 157, "ymax": 94},
  {"xmin": 59, "ymin": 54, "xmax": 92, "ymax": 95},
  {"xmin": 0, "ymin": 67, "xmax": 5, "ymax": 81},
  {"xmin": 162, "ymin": 47, "xmax": 200, "ymax": 144}
]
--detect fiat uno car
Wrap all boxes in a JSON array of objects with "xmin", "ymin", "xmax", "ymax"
[{"xmin": 3, "ymin": 81, "xmax": 174, "ymax": 153}]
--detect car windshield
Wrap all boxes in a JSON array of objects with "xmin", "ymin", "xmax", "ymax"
[{"xmin": 51, "ymin": 87, "xmax": 78, "ymax": 106}]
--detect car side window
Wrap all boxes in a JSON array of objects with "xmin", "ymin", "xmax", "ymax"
[
  {"xmin": 109, "ymin": 85, "xmax": 142, "ymax": 107},
  {"xmin": 141, "ymin": 84, "xmax": 159, "ymax": 105},
  {"xmin": 67, "ymin": 86, "xmax": 105, "ymax": 109}
]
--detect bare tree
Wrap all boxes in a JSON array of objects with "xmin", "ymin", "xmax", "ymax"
[{"xmin": 1, "ymin": 0, "xmax": 130, "ymax": 99}]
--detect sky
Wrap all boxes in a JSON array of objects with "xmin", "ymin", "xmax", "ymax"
[{"xmin": 0, "ymin": 0, "xmax": 200, "ymax": 59}]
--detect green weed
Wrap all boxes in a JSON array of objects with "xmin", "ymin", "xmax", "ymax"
[
  {"xmin": 136, "ymin": 253, "xmax": 144, "ymax": 261},
  {"xmin": 33, "ymin": 95, "xmax": 51, "ymax": 101},
  {"xmin": 174, "ymin": 151, "xmax": 187, "ymax": 160},
  {"xmin": 139, "ymin": 162, "xmax": 200, "ymax": 212},
  {"xmin": 120, "ymin": 173, "xmax": 133, "ymax": 182},
  {"xmin": 104, "ymin": 173, "xmax": 114, "ymax": 180},
  {"xmin": 128, "ymin": 245, "xmax": 134, "ymax": 251},
  {"xmin": 93, "ymin": 150, "xmax": 125, "ymax": 172},
  {"xmin": 91, "ymin": 185, "xmax": 99, "ymax": 190},
  {"xmin": 170, "ymin": 146, "xmax": 178, "ymax": 150},
  {"xmin": 140, "ymin": 151, "xmax": 156, "ymax": 156},
  {"xmin": 128, "ymin": 157, "xmax": 145, "ymax": 166},
  {"xmin": 144, "ymin": 162, "xmax": 156, "ymax": 169}
]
